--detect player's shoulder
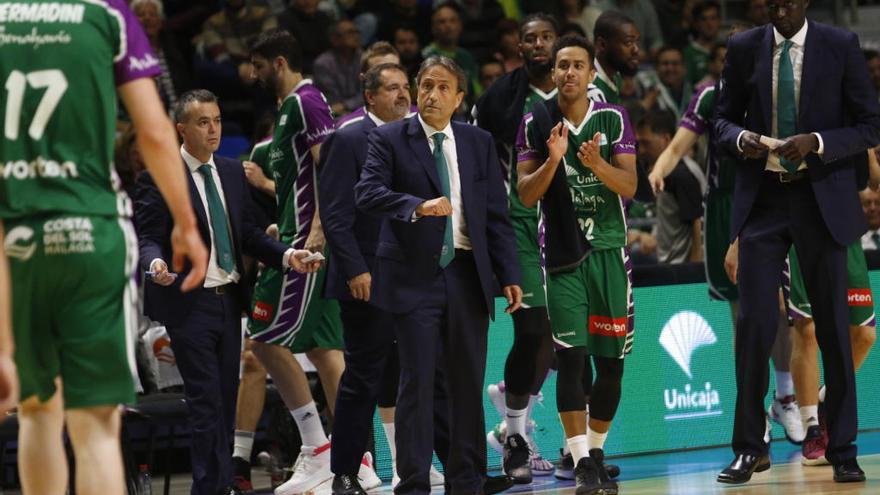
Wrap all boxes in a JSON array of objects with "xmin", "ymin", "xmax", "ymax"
[{"xmin": 590, "ymin": 101, "xmax": 629, "ymax": 124}]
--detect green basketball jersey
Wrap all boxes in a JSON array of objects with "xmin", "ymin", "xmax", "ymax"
[
  {"xmin": 680, "ymin": 82, "xmax": 735, "ymax": 192},
  {"xmin": 249, "ymin": 136, "xmax": 273, "ymax": 178},
  {"xmin": 508, "ymin": 86, "xmax": 557, "ymax": 219},
  {"xmin": 0, "ymin": 0, "xmax": 160, "ymax": 219},
  {"xmin": 588, "ymin": 61, "xmax": 622, "ymax": 105},
  {"xmin": 268, "ymin": 79, "xmax": 334, "ymax": 244},
  {"xmin": 517, "ymin": 101, "xmax": 637, "ymax": 250}
]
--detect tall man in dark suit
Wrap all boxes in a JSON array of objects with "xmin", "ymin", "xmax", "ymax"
[
  {"xmin": 714, "ymin": 0, "xmax": 880, "ymax": 484},
  {"xmin": 321, "ymin": 62, "xmax": 450, "ymax": 495},
  {"xmin": 355, "ymin": 56, "xmax": 523, "ymax": 495},
  {"xmin": 135, "ymin": 89, "xmax": 319, "ymax": 495}
]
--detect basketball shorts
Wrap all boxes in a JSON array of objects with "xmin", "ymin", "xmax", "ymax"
[
  {"xmin": 785, "ymin": 241, "xmax": 875, "ymax": 327},
  {"xmin": 5, "ymin": 213, "xmax": 137, "ymax": 407},
  {"xmin": 703, "ymin": 190, "xmax": 738, "ymax": 301},
  {"xmin": 546, "ymin": 247, "xmax": 634, "ymax": 358},
  {"xmin": 247, "ymin": 260, "xmax": 343, "ymax": 352},
  {"xmin": 512, "ymin": 214, "xmax": 547, "ymax": 308}
]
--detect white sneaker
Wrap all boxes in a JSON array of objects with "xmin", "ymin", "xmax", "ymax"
[
  {"xmin": 429, "ymin": 464, "xmax": 445, "ymax": 486},
  {"xmin": 769, "ymin": 394, "xmax": 806, "ymax": 444},
  {"xmin": 358, "ymin": 452, "xmax": 382, "ymax": 491},
  {"xmin": 487, "ymin": 382, "xmax": 506, "ymax": 418},
  {"xmin": 275, "ymin": 443, "xmax": 333, "ymax": 495},
  {"xmin": 487, "ymin": 421, "xmax": 506, "ymax": 455},
  {"xmin": 391, "ymin": 463, "xmax": 445, "ymax": 488},
  {"xmin": 525, "ymin": 434, "xmax": 554, "ymax": 475}
]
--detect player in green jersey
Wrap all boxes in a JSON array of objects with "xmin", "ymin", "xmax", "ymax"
[
  {"xmin": 0, "ymin": 1, "xmax": 207, "ymax": 494},
  {"xmin": 517, "ymin": 35, "xmax": 638, "ymax": 495},
  {"xmin": 587, "ymin": 11, "xmax": 641, "ymax": 105}
]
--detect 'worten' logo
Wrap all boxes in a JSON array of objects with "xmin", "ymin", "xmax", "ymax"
[
  {"xmin": 848, "ymin": 288, "xmax": 873, "ymax": 307},
  {"xmin": 588, "ymin": 315, "xmax": 627, "ymax": 337},
  {"xmin": 253, "ymin": 301, "xmax": 274, "ymax": 322}
]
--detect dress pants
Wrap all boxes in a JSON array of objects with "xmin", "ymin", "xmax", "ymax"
[
  {"xmin": 395, "ymin": 252, "xmax": 489, "ymax": 495},
  {"xmin": 166, "ymin": 286, "xmax": 242, "ymax": 495},
  {"xmin": 734, "ymin": 173, "xmax": 857, "ymax": 463}
]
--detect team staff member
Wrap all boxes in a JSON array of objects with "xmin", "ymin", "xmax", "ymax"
[
  {"xmin": 0, "ymin": 1, "xmax": 208, "ymax": 494},
  {"xmin": 356, "ymin": 55, "xmax": 522, "ymax": 495},
  {"xmin": 714, "ymin": 0, "xmax": 880, "ymax": 483}
]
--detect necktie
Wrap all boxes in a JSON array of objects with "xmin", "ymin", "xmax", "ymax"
[
  {"xmin": 872, "ymin": 232, "xmax": 880, "ymax": 250},
  {"xmin": 432, "ymin": 133, "xmax": 455, "ymax": 268},
  {"xmin": 777, "ymin": 39, "xmax": 798, "ymax": 173},
  {"xmin": 197, "ymin": 164, "xmax": 235, "ymax": 273}
]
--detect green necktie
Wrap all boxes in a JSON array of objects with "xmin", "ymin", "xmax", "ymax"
[
  {"xmin": 432, "ymin": 133, "xmax": 455, "ymax": 268},
  {"xmin": 197, "ymin": 164, "xmax": 235, "ymax": 273},
  {"xmin": 777, "ymin": 40, "xmax": 798, "ymax": 172}
]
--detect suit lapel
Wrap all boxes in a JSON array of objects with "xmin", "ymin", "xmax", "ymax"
[
  {"xmin": 757, "ymin": 25, "xmax": 774, "ymax": 135},
  {"xmin": 406, "ymin": 116, "xmax": 442, "ymax": 193},
  {"xmin": 798, "ymin": 21, "xmax": 818, "ymax": 130}
]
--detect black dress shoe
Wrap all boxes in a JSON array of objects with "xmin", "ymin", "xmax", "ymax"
[
  {"xmin": 716, "ymin": 454, "xmax": 770, "ymax": 484},
  {"xmin": 833, "ymin": 458, "xmax": 866, "ymax": 483},
  {"xmin": 333, "ymin": 474, "xmax": 367, "ymax": 495},
  {"xmin": 484, "ymin": 474, "xmax": 514, "ymax": 495},
  {"xmin": 217, "ymin": 486, "xmax": 245, "ymax": 495}
]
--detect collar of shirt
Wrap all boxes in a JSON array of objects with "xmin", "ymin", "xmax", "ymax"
[
  {"xmin": 418, "ymin": 114, "xmax": 455, "ymax": 149},
  {"xmin": 284, "ymin": 78, "xmax": 313, "ymax": 100},
  {"xmin": 366, "ymin": 110, "xmax": 387, "ymax": 127},
  {"xmin": 594, "ymin": 58, "xmax": 617, "ymax": 92},
  {"xmin": 181, "ymin": 145, "xmax": 215, "ymax": 173},
  {"xmin": 773, "ymin": 20, "xmax": 808, "ymax": 48}
]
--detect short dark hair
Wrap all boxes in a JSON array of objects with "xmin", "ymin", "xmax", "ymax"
[
  {"xmin": 173, "ymin": 89, "xmax": 218, "ymax": 123},
  {"xmin": 656, "ymin": 45, "xmax": 684, "ymax": 60},
  {"xmin": 520, "ymin": 13, "xmax": 559, "ymax": 38},
  {"xmin": 416, "ymin": 55, "xmax": 467, "ymax": 94},
  {"xmin": 865, "ymin": 49, "xmax": 880, "ymax": 62},
  {"xmin": 251, "ymin": 29, "xmax": 303, "ymax": 72},
  {"xmin": 636, "ymin": 111, "xmax": 677, "ymax": 136},
  {"xmin": 363, "ymin": 63, "xmax": 407, "ymax": 93},
  {"xmin": 594, "ymin": 11, "xmax": 635, "ymax": 43},
  {"xmin": 361, "ymin": 41, "xmax": 399, "ymax": 73},
  {"xmin": 692, "ymin": 0, "xmax": 721, "ymax": 19},
  {"xmin": 551, "ymin": 34, "xmax": 595, "ymax": 65},
  {"xmin": 432, "ymin": 1, "xmax": 462, "ymax": 20}
]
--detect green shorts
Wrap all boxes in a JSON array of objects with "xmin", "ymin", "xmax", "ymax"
[
  {"xmin": 546, "ymin": 248, "xmax": 634, "ymax": 358},
  {"xmin": 246, "ymin": 261, "xmax": 343, "ymax": 352},
  {"xmin": 5, "ymin": 214, "xmax": 137, "ymax": 407},
  {"xmin": 512, "ymin": 214, "xmax": 546, "ymax": 308},
  {"xmin": 786, "ymin": 242, "xmax": 876, "ymax": 327},
  {"xmin": 703, "ymin": 190, "xmax": 738, "ymax": 301}
]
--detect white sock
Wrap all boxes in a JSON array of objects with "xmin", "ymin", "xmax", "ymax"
[
  {"xmin": 819, "ymin": 385, "xmax": 827, "ymax": 403},
  {"xmin": 233, "ymin": 430, "xmax": 255, "ymax": 460},
  {"xmin": 382, "ymin": 422, "xmax": 397, "ymax": 461},
  {"xmin": 562, "ymin": 444, "xmax": 571, "ymax": 456},
  {"xmin": 587, "ymin": 426, "xmax": 608, "ymax": 452},
  {"xmin": 775, "ymin": 371, "xmax": 794, "ymax": 398},
  {"xmin": 505, "ymin": 407, "xmax": 528, "ymax": 438},
  {"xmin": 567, "ymin": 435, "xmax": 589, "ymax": 464},
  {"xmin": 290, "ymin": 402, "xmax": 328, "ymax": 448},
  {"xmin": 800, "ymin": 405, "xmax": 819, "ymax": 429}
]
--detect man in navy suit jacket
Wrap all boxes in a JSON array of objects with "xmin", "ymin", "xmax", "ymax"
[
  {"xmin": 136, "ymin": 90, "xmax": 316, "ymax": 495},
  {"xmin": 715, "ymin": 0, "xmax": 880, "ymax": 484},
  {"xmin": 355, "ymin": 56, "xmax": 522, "ymax": 495}
]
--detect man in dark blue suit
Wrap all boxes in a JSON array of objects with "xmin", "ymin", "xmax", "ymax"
[
  {"xmin": 136, "ymin": 89, "xmax": 319, "ymax": 495},
  {"xmin": 715, "ymin": 0, "xmax": 880, "ymax": 484},
  {"xmin": 321, "ymin": 62, "xmax": 449, "ymax": 495},
  {"xmin": 355, "ymin": 56, "xmax": 523, "ymax": 495}
]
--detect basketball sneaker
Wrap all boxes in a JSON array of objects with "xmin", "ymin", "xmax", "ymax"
[
  {"xmin": 769, "ymin": 394, "xmax": 805, "ymax": 444},
  {"xmin": 233, "ymin": 456, "xmax": 254, "ymax": 492},
  {"xmin": 503, "ymin": 433, "xmax": 532, "ymax": 484},
  {"xmin": 487, "ymin": 381, "xmax": 507, "ymax": 418},
  {"xmin": 573, "ymin": 451, "xmax": 618, "ymax": 495},
  {"xmin": 802, "ymin": 425, "xmax": 829, "ymax": 466},
  {"xmin": 275, "ymin": 443, "xmax": 333, "ymax": 495},
  {"xmin": 357, "ymin": 452, "xmax": 382, "ymax": 490}
]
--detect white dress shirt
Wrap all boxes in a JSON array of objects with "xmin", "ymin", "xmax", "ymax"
[
  {"xmin": 418, "ymin": 115, "xmax": 472, "ymax": 250},
  {"xmin": 366, "ymin": 110, "xmax": 386, "ymax": 127},
  {"xmin": 151, "ymin": 146, "xmax": 294, "ymax": 288},
  {"xmin": 736, "ymin": 22, "xmax": 825, "ymax": 171},
  {"xmin": 862, "ymin": 228, "xmax": 880, "ymax": 251}
]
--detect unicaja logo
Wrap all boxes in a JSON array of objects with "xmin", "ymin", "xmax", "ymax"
[
  {"xmin": 4, "ymin": 225, "xmax": 36, "ymax": 261},
  {"xmin": 659, "ymin": 311, "xmax": 722, "ymax": 420}
]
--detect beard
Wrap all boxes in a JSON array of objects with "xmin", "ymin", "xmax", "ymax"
[
  {"xmin": 616, "ymin": 59, "xmax": 639, "ymax": 77},
  {"xmin": 524, "ymin": 58, "xmax": 552, "ymax": 78}
]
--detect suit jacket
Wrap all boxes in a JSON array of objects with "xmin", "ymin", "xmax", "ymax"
[
  {"xmin": 135, "ymin": 155, "xmax": 289, "ymax": 326},
  {"xmin": 354, "ymin": 115, "xmax": 520, "ymax": 317},
  {"xmin": 715, "ymin": 21, "xmax": 880, "ymax": 245},
  {"xmin": 319, "ymin": 115, "xmax": 383, "ymax": 301}
]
